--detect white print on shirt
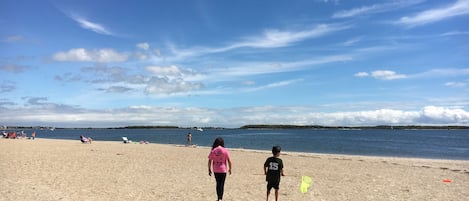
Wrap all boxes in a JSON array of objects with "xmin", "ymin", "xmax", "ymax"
[{"xmin": 268, "ymin": 162, "xmax": 279, "ymax": 170}]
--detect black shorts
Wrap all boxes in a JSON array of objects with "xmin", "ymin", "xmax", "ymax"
[{"xmin": 267, "ymin": 181, "xmax": 280, "ymax": 191}]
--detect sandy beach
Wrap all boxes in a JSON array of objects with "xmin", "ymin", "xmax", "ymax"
[{"xmin": 1, "ymin": 138, "xmax": 468, "ymax": 201}]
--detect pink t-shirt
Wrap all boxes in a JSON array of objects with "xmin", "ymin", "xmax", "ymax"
[{"xmin": 208, "ymin": 146, "xmax": 230, "ymax": 173}]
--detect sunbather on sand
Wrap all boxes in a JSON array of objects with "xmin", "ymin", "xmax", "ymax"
[{"xmin": 80, "ymin": 135, "xmax": 92, "ymax": 143}]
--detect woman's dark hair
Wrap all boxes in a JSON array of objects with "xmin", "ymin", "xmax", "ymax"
[{"xmin": 211, "ymin": 137, "xmax": 225, "ymax": 150}]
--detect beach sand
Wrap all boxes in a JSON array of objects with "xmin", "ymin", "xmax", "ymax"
[{"xmin": 1, "ymin": 138, "xmax": 468, "ymax": 201}]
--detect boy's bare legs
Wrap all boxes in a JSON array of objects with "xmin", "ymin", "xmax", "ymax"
[{"xmin": 267, "ymin": 189, "xmax": 280, "ymax": 201}]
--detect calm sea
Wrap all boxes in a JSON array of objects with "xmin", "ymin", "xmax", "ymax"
[{"xmin": 11, "ymin": 128, "xmax": 469, "ymax": 160}]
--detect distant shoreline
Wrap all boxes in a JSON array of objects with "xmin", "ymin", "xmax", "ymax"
[{"xmin": 2, "ymin": 124, "xmax": 469, "ymax": 130}]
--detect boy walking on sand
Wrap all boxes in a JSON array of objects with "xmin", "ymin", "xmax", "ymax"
[{"xmin": 264, "ymin": 146, "xmax": 285, "ymax": 201}]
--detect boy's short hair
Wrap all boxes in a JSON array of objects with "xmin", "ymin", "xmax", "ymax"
[{"xmin": 272, "ymin": 146, "xmax": 281, "ymax": 155}]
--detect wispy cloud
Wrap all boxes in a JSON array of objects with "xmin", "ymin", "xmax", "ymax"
[
  {"xmin": 0, "ymin": 98, "xmax": 16, "ymax": 106},
  {"xmin": 20, "ymin": 96, "xmax": 81, "ymax": 112},
  {"xmin": 3, "ymin": 35, "xmax": 24, "ymax": 42},
  {"xmin": 357, "ymin": 68, "xmax": 469, "ymax": 81},
  {"xmin": 354, "ymin": 72, "xmax": 369, "ymax": 77},
  {"xmin": 371, "ymin": 70, "xmax": 407, "ymax": 80},
  {"xmin": 136, "ymin": 43, "xmax": 150, "ymax": 50},
  {"xmin": 397, "ymin": 0, "xmax": 469, "ymax": 26},
  {"xmin": 162, "ymin": 24, "xmax": 351, "ymax": 62},
  {"xmin": 333, "ymin": 3, "xmax": 382, "ymax": 18},
  {"xmin": 445, "ymin": 81, "xmax": 467, "ymax": 88},
  {"xmin": 54, "ymin": 73, "xmax": 83, "ymax": 83},
  {"xmin": 343, "ymin": 37, "xmax": 362, "ymax": 46},
  {"xmin": 98, "ymin": 86, "xmax": 134, "ymax": 93},
  {"xmin": 0, "ymin": 82, "xmax": 16, "ymax": 93},
  {"xmin": 411, "ymin": 68, "xmax": 469, "ymax": 78},
  {"xmin": 441, "ymin": 30, "xmax": 469, "ymax": 36},
  {"xmin": 144, "ymin": 77, "xmax": 204, "ymax": 95},
  {"xmin": 57, "ymin": 52, "xmax": 350, "ymax": 96},
  {"xmin": 332, "ymin": 0, "xmax": 423, "ymax": 18},
  {"xmin": 53, "ymin": 48, "xmax": 129, "ymax": 63},
  {"xmin": 243, "ymin": 79, "xmax": 302, "ymax": 92},
  {"xmin": 144, "ymin": 65, "xmax": 204, "ymax": 94},
  {"xmin": 207, "ymin": 54, "xmax": 353, "ymax": 81},
  {"xmin": 146, "ymin": 65, "xmax": 196, "ymax": 77},
  {"xmin": 54, "ymin": 64, "xmax": 205, "ymax": 96},
  {"xmin": 355, "ymin": 70, "xmax": 407, "ymax": 80},
  {"xmin": 233, "ymin": 24, "xmax": 351, "ymax": 48},
  {"xmin": 75, "ymin": 17, "xmax": 112, "ymax": 35},
  {"xmin": 0, "ymin": 64, "xmax": 29, "ymax": 73}
]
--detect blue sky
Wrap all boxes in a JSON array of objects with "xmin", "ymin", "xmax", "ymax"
[{"xmin": 1, "ymin": 0, "xmax": 468, "ymax": 128}]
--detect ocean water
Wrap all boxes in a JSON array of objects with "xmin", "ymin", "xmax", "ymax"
[{"xmin": 10, "ymin": 128, "xmax": 469, "ymax": 160}]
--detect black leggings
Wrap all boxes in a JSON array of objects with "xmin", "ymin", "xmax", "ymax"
[{"xmin": 214, "ymin": 173, "xmax": 227, "ymax": 200}]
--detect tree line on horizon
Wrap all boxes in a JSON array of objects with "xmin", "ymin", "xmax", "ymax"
[
  {"xmin": 239, "ymin": 124, "xmax": 469, "ymax": 130},
  {"xmin": 3, "ymin": 125, "xmax": 469, "ymax": 130}
]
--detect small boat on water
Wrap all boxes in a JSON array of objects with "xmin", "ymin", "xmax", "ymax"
[{"xmin": 196, "ymin": 128, "xmax": 204, "ymax": 132}]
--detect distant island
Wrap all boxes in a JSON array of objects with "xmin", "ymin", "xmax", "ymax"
[{"xmin": 2, "ymin": 125, "xmax": 469, "ymax": 130}]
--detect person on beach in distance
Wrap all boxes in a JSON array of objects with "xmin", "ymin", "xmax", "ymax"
[
  {"xmin": 264, "ymin": 146, "xmax": 285, "ymax": 201},
  {"xmin": 186, "ymin": 132, "xmax": 192, "ymax": 145},
  {"xmin": 80, "ymin": 135, "xmax": 92, "ymax": 144},
  {"xmin": 208, "ymin": 137, "xmax": 232, "ymax": 201}
]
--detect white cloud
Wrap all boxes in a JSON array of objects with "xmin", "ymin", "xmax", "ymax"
[
  {"xmin": 371, "ymin": 70, "xmax": 407, "ymax": 80},
  {"xmin": 4, "ymin": 35, "xmax": 24, "ymax": 42},
  {"xmin": 53, "ymin": 48, "xmax": 129, "ymax": 63},
  {"xmin": 243, "ymin": 80, "xmax": 256, "ymax": 86},
  {"xmin": 145, "ymin": 65, "xmax": 200, "ymax": 80},
  {"xmin": 321, "ymin": 0, "xmax": 340, "ymax": 4},
  {"xmin": 0, "ymin": 64, "xmax": 29, "ymax": 73},
  {"xmin": 144, "ymin": 77, "xmax": 203, "ymax": 95},
  {"xmin": 135, "ymin": 52, "xmax": 149, "ymax": 60},
  {"xmin": 333, "ymin": 4, "xmax": 381, "ymax": 18},
  {"xmin": 146, "ymin": 65, "xmax": 185, "ymax": 76},
  {"xmin": 137, "ymin": 42, "xmax": 150, "ymax": 50},
  {"xmin": 411, "ymin": 68, "xmax": 469, "ymax": 78},
  {"xmin": 441, "ymin": 30, "xmax": 469, "ymax": 36},
  {"xmin": 54, "ymin": 64, "xmax": 204, "ymax": 96},
  {"xmin": 397, "ymin": 0, "xmax": 469, "ymax": 26},
  {"xmin": 1, "ymin": 105, "xmax": 467, "ymax": 127},
  {"xmin": 0, "ymin": 82, "xmax": 16, "ymax": 93},
  {"xmin": 332, "ymin": 0, "xmax": 423, "ymax": 18},
  {"xmin": 163, "ymin": 24, "xmax": 350, "ymax": 62},
  {"xmin": 243, "ymin": 79, "xmax": 301, "ymax": 92},
  {"xmin": 100, "ymin": 86, "xmax": 133, "ymax": 93},
  {"xmin": 71, "ymin": 16, "xmax": 113, "ymax": 35},
  {"xmin": 142, "ymin": 65, "xmax": 203, "ymax": 95},
  {"xmin": 354, "ymin": 72, "xmax": 369, "ymax": 77},
  {"xmin": 207, "ymin": 54, "xmax": 353, "ymax": 81},
  {"xmin": 355, "ymin": 70, "xmax": 407, "ymax": 80},
  {"xmin": 445, "ymin": 81, "xmax": 466, "ymax": 88},
  {"xmin": 235, "ymin": 24, "xmax": 350, "ymax": 48},
  {"xmin": 343, "ymin": 37, "xmax": 362, "ymax": 46},
  {"xmin": 323, "ymin": 109, "xmax": 419, "ymax": 125},
  {"xmin": 419, "ymin": 106, "xmax": 469, "ymax": 124}
]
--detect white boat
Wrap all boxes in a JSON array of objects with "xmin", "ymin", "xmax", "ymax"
[{"xmin": 196, "ymin": 128, "xmax": 204, "ymax": 132}]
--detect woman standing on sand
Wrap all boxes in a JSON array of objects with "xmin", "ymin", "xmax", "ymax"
[{"xmin": 208, "ymin": 137, "xmax": 232, "ymax": 201}]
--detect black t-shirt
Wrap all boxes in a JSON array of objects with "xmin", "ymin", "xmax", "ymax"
[{"xmin": 264, "ymin": 157, "xmax": 283, "ymax": 183}]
